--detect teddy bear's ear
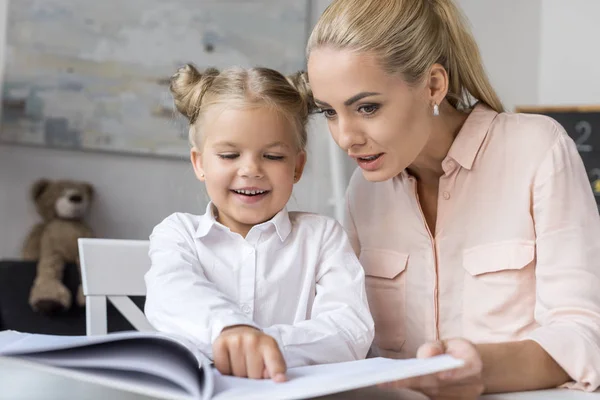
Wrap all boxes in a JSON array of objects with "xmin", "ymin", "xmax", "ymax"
[
  {"xmin": 84, "ymin": 183, "xmax": 95, "ymax": 201},
  {"xmin": 31, "ymin": 179, "xmax": 51, "ymax": 202}
]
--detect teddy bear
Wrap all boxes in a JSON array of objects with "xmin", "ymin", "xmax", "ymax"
[{"xmin": 22, "ymin": 178, "xmax": 95, "ymax": 314}]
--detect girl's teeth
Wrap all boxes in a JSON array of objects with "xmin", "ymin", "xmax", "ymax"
[{"xmin": 235, "ymin": 189, "xmax": 266, "ymax": 195}]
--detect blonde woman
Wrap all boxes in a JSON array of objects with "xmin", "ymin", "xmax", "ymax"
[{"xmin": 305, "ymin": 0, "xmax": 600, "ymax": 398}]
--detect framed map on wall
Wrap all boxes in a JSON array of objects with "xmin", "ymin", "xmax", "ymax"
[{"xmin": 0, "ymin": 0, "xmax": 310, "ymax": 158}]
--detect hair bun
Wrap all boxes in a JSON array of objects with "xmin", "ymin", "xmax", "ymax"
[
  {"xmin": 286, "ymin": 71, "xmax": 316, "ymax": 114},
  {"xmin": 170, "ymin": 64, "xmax": 220, "ymax": 123}
]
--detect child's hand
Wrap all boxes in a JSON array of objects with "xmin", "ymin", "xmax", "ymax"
[{"xmin": 213, "ymin": 325, "xmax": 287, "ymax": 382}]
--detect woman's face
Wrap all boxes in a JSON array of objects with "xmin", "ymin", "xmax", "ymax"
[{"xmin": 308, "ymin": 47, "xmax": 434, "ymax": 182}]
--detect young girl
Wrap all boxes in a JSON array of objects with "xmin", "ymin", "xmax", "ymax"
[{"xmin": 144, "ymin": 64, "xmax": 374, "ymax": 382}]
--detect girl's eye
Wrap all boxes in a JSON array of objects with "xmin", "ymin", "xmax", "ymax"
[
  {"xmin": 318, "ymin": 108, "xmax": 337, "ymax": 119},
  {"xmin": 265, "ymin": 154, "xmax": 285, "ymax": 161},
  {"xmin": 358, "ymin": 104, "xmax": 379, "ymax": 115},
  {"xmin": 217, "ymin": 153, "xmax": 238, "ymax": 160}
]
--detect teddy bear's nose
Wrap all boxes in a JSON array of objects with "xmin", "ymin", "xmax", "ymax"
[{"xmin": 69, "ymin": 195, "xmax": 83, "ymax": 203}]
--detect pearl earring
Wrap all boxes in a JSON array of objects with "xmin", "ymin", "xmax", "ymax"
[
  {"xmin": 433, "ymin": 103, "xmax": 440, "ymax": 116},
  {"xmin": 200, "ymin": 173, "xmax": 205, "ymax": 178}
]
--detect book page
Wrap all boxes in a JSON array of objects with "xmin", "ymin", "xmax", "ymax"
[
  {"xmin": 0, "ymin": 356, "xmax": 193, "ymax": 400},
  {"xmin": 212, "ymin": 355, "xmax": 463, "ymax": 400},
  {"xmin": 0, "ymin": 330, "xmax": 462, "ymax": 400},
  {"xmin": 0, "ymin": 331, "xmax": 195, "ymax": 356},
  {"xmin": 0, "ymin": 331, "xmax": 214, "ymax": 400},
  {"xmin": 0, "ymin": 330, "xmax": 30, "ymax": 351},
  {"xmin": 19, "ymin": 339, "xmax": 202, "ymax": 398}
]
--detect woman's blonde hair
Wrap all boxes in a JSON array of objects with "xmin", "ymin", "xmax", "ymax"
[
  {"xmin": 170, "ymin": 64, "xmax": 315, "ymax": 150},
  {"xmin": 307, "ymin": 0, "xmax": 504, "ymax": 113}
]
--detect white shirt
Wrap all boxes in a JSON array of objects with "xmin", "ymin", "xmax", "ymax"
[{"xmin": 144, "ymin": 203, "xmax": 374, "ymax": 368}]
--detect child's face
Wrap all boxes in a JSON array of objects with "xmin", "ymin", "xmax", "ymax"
[{"xmin": 191, "ymin": 106, "xmax": 306, "ymax": 237}]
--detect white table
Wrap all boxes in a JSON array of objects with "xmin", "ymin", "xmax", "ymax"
[
  {"xmin": 0, "ymin": 356, "xmax": 598, "ymax": 400},
  {"xmin": 483, "ymin": 390, "xmax": 600, "ymax": 399}
]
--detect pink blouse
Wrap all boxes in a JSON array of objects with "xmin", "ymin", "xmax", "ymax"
[{"xmin": 344, "ymin": 104, "xmax": 600, "ymax": 391}]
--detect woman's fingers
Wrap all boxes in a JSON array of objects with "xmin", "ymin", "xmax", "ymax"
[
  {"xmin": 409, "ymin": 338, "xmax": 485, "ymax": 400},
  {"xmin": 439, "ymin": 339, "xmax": 483, "ymax": 381},
  {"xmin": 417, "ymin": 341, "xmax": 445, "ymax": 359}
]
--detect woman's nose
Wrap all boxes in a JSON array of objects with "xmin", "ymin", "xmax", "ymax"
[{"xmin": 334, "ymin": 118, "xmax": 365, "ymax": 151}]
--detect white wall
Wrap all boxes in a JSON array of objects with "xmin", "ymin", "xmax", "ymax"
[
  {"xmin": 539, "ymin": 0, "xmax": 600, "ymax": 105},
  {"xmin": 0, "ymin": 1, "xmax": 595, "ymax": 259},
  {"xmin": 457, "ymin": 0, "xmax": 542, "ymax": 112},
  {"xmin": 0, "ymin": 0, "xmax": 337, "ymax": 259},
  {"xmin": 0, "ymin": 145, "xmax": 202, "ymax": 244}
]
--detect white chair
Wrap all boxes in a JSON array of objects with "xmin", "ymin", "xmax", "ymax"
[{"xmin": 78, "ymin": 238, "xmax": 155, "ymax": 335}]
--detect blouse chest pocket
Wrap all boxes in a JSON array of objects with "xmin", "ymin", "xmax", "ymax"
[
  {"xmin": 359, "ymin": 248, "xmax": 408, "ymax": 351},
  {"xmin": 461, "ymin": 241, "xmax": 537, "ymax": 340}
]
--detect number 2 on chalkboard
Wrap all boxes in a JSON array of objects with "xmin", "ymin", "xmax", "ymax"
[{"xmin": 575, "ymin": 121, "xmax": 593, "ymax": 152}]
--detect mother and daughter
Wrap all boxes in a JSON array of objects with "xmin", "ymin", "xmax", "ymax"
[{"xmin": 144, "ymin": 0, "xmax": 600, "ymax": 398}]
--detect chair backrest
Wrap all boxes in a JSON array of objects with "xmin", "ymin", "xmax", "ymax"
[{"xmin": 78, "ymin": 238, "xmax": 155, "ymax": 336}]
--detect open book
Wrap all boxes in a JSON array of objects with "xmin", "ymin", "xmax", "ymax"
[{"xmin": 0, "ymin": 330, "xmax": 463, "ymax": 400}]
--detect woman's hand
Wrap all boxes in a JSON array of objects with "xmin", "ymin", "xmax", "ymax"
[
  {"xmin": 213, "ymin": 325, "xmax": 287, "ymax": 382},
  {"xmin": 379, "ymin": 338, "xmax": 484, "ymax": 399}
]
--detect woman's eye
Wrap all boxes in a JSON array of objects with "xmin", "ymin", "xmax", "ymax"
[
  {"xmin": 265, "ymin": 154, "xmax": 285, "ymax": 161},
  {"xmin": 358, "ymin": 104, "xmax": 379, "ymax": 115},
  {"xmin": 318, "ymin": 108, "xmax": 337, "ymax": 119},
  {"xmin": 217, "ymin": 153, "xmax": 238, "ymax": 160}
]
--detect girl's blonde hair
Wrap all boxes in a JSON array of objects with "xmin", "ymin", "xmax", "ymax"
[
  {"xmin": 169, "ymin": 64, "xmax": 314, "ymax": 150},
  {"xmin": 307, "ymin": 0, "xmax": 504, "ymax": 113}
]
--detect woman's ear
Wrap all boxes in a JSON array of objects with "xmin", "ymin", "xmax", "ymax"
[
  {"xmin": 427, "ymin": 63, "xmax": 449, "ymax": 107},
  {"xmin": 293, "ymin": 151, "xmax": 307, "ymax": 183},
  {"xmin": 191, "ymin": 147, "xmax": 206, "ymax": 181}
]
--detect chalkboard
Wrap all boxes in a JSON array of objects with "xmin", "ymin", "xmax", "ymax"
[{"xmin": 516, "ymin": 106, "xmax": 600, "ymax": 212}]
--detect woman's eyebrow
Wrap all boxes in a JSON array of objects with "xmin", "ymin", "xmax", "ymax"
[{"xmin": 314, "ymin": 92, "xmax": 382, "ymax": 107}]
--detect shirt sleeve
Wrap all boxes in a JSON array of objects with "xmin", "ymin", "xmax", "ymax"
[
  {"xmin": 144, "ymin": 214, "xmax": 258, "ymax": 360},
  {"xmin": 262, "ymin": 219, "xmax": 375, "ymax": 368},
  {"xmin": 524, "ymin": 124, "xmax": 600, "ymax": 391}
]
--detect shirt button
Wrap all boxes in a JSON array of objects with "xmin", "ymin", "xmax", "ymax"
[
  {"xmin": 442, "ymin": 191, "xmax": 450, "ymax": 200},
  {"xmin": 246, "ymin": 248, "xmax": 255, "ymax": 255},
  {"xmin": 241, "ymin": 304, "xmax": 252, "ymax": 314}
]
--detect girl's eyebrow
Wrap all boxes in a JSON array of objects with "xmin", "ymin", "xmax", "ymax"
[
  {"xmin": 212, "ymin": 141, "xmax": 290, "ymax": 150},
  {"xmin": 212, "ymin": 141, "xmax": 237, "ymax": 148},
  {"xmin": 264, "ymin": 141, "xmax": 290, "ymax": 150}
]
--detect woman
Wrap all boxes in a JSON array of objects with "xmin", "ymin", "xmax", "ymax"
[{"xmin": 305, "ymin": 0, "xmax": 600, "ymax": 398}]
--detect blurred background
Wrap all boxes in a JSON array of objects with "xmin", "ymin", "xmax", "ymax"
[{"xmin": 0, "ymin": 0, "xmax": 597, "ymax": 259}]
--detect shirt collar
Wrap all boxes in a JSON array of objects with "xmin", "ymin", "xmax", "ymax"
[
  {"xmin": 194, "ymin": 202, "xmax": 219, "ymax": 238},
  {"xmin": 194, "ymin": 201, "xmax": 292, "ymax": 242},
  {"xmin": 447, "ymin": 102, "xmax": 499, "ymax": 170}
]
